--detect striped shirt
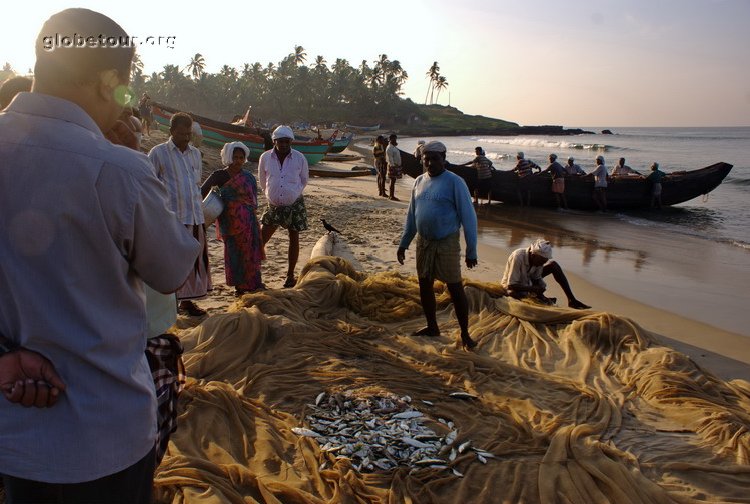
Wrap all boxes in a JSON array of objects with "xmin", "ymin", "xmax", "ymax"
[
  {"xmin": 514, "ymin": 159, "xmax": 540, "ymax": 178},
  {"xmin": 148, "ymin": 139, "xmax": 204, "ymax": 225}
]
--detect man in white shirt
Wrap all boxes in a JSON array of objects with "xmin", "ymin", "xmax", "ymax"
[
  {"xmin": 386, "ymin": 134, "xmax": 402, "ymax": 200},
  {"xmin": 149, "ymin": 112, "xmax": 212, "ymax": 316},
  {"xmin": 610, "ymin": 157, "xmax": 642, "ymax": 178},
  {"xmin": 588, "ymin": 155, "xmax": 609, "ymax": 212},
  {"xmin": 258, "ymin": 125, "xmax": 309, "ymax": 288},
  {"xmin": 0, "ymin": 8, "xmax": 200, "ymax": 503},
  {"xmin": 501, "ymin": 239, "xmax": 590, "ymax": 309}
]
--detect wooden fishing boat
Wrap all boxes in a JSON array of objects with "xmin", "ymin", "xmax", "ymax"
[
  {"xmin": 329, "ymin": 134, "xmax": 354, "ymax": 153},
  {"xmin": 344, "ymin": 123, "xmax": 380, "ymax": 132},
  {"xmin": 151, "ymin": 103, "xmax": 331, "ymax": 165},
  {"xmin": 400, "ymin": 150, "xmax": 733, "ymax": 210},
  {"xmin": 309, "ymin": 166, "xmax": 373, "ymax": 178}
]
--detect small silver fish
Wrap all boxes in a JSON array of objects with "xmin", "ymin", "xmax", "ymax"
[
  {"xmin": 393, "ymin": 411, "xmax": 422, "ymax": 420},
  {"xmin": 401, "ymin": 437, "xmax": 430, "ymax": 448},
  {"xmin": 292, "ymin": 427, "xmax": 320, "ymax": 438},
  {"xmin": 452, "ymin": 468, "xmax": 464, "ymax": 477},
  {"xmin": 449, "ymin": 392, "xmax": 478, "ymax": 400},
  {"xmin": 444, "ymin": 430, "xmax": 458, "ymax": 445},
  {"xmin": 315, "ymin": 392, "xmax": 326, "ymax": 406},
  {"xmin": 449, "ymin": 448, "xmax": 457, "ymax": 461},
  {"xmin": 477, "ymin": 453, "xmax": 487, "ymax": 464},
  {"xmin": 458, "ymin": 440, "xmax": 472, "ymax": 453},
  {"xmin": 415, "ymin": 458, "xmax": 447, "ymax": 466},
  {"xmin": 421, "ymin": 400, "xmax": 434, "ymax": 406}
]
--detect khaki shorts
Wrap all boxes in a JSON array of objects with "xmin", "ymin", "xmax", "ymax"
[{"xmin": 416, "ymin": 232, "xmax": 462, "ymax": 284}]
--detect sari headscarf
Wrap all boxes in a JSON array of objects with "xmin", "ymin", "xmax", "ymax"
[{"xmin": 221, "ymin": 141, "xmax": 250, "ymax": 166}]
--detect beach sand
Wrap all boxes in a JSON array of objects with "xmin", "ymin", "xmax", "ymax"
[{"xmin": 161, "ymin": 131, "xmax": 748, "ymax": 383}]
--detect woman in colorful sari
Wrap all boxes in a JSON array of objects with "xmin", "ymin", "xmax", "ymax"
[{"xmin": 201, "ymin": 141, "xmax": 264, "ymax": 295}]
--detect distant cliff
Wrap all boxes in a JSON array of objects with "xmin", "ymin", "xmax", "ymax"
[{"xmin": 393, "ymin": 104, "xmax": 593, "ymax": 136}]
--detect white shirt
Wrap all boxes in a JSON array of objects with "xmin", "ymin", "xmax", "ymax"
[
  {"xmin": 257, "ymin": 148, "xmax": 309, "ymax": 206},
  {"xmin": 148, "ymin": 139, "xmax": 204, "ymax": 225},
  {"xmin": 501, "ymin": 247, "xmax": 546, "ymax": 290},
  {"xmin": 386, "ymin": 143, "xmax": 402, "ymax": 166},
  {"xmin": 0, "ymin": 92, "xmax": 200, "ymax": 482},
  {"xmin": 591, "ymin": 164, "xmax": 608, "ymax": 188}
]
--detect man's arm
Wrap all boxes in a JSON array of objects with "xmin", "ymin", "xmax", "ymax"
[
  {"xmin": 397, "ymin": 186, "xmax": 418, "ymax": 264},
  {"xmin": 299, "ymin": 152, "xmax": 309, "ymax": 188},
  {"xmin": 257, "ymin": 153, "xmax": 267, "ymax": 192},
  {"xmin": 454, "ymin": 178, "xmax": 478, "ymax": 267}
]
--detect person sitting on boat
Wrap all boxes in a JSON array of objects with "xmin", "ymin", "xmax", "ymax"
[
  {"xmin": 462, "ymin": 146, "xmax": 494, "ymax": 206},
  {"xmin": 646, "ymin": 162, "xmax": 666, "ymax": 209},
  {"xmin": 587, "ymin": 155, "xmax": 609, "ymax": 212},
  {"xmin": 540, "ymin": 153, "xmax": 568, "ymax": 209},
  {"xmin": 386, "ymin": 134, "xmax": 402, "ymax": 201},
  {"xmin": 511, "ymin": 152, "xmax": 541, "ymax": 206},
  {"xmin": 610, "ymin": 157, "xmax": 642, "ymax": 178},
  {"xmin": 565, "ymin": 156, "xmax": 586, "ymax": 176},
  {"xmin": 501, "ymin": 239, "xmax": 590, "ymax": 310},
  {"xmin": 373, "ymin": 135, "xmax": 388, "ymax": 197}
]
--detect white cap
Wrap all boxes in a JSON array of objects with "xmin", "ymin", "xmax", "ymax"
[
  {"xmin": 423, "ymin": 141, "xmax": 447, "ymax": 153},
  {"xmin": 272, "ymin": 125, "xmax": 294, "ymax": 140},
  {"xmin": 529, "ymin": 238, "xmax": 553, "ymax": 260}
]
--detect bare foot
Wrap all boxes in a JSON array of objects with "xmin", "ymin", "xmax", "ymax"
[
  {"xmin": 412, "ymin": 326, "xmax": 440, "ymax": 337},
  {"xmin": 460, "ymin": 336, "xmax": 478, "ymax": 351},
  {"xmin": 569, "ymin": 299, "xmax": 591, "ymax": 310}
]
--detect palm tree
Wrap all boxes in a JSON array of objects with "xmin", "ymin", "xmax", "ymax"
[
  {"xmin": 130, "ymin": 53, "xmax": 143, "ymax": 78},
  {"xmin": 313, "ymin": 55, "xmax": 327, "ymax": 72},
  {"xmin": 186, "ymin": 53, "xmax": 205, "ymax": 79},
  {"xmin": 434, "ymin": 76, "xmax": 448, "ymax": 104},
  {"xmin": 291, "ymin": 45, "xmax": 307, "ymax": 66},
  {"xmin": 425, "ymin": 61, "xmax": 440, "ymax": 104}
]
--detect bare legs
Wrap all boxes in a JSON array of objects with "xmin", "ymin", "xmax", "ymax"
[
  {"xmin": 261, "ymin": 224, "xmax": 299, "ymax": 286},
  {"xmin": 389, "ymin": 178, "xmax": 399, "ymax": 201},
  {"xmin": 593, "ymin": 188, "xmax": 607, "ymax": 212},
  {"xmin": 414, "ymin": 277, "xmax": 477, "ymax": 350},
  {"xmin": 541, "ymin": 262, "xmax": 590, "ymax": 309}
]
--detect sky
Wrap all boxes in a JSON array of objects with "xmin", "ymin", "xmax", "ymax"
[{"xmin": 3, "ymin": 0, "xmax": 749, "ymax": 127}]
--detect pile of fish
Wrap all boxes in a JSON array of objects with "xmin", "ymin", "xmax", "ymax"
[{"xmin": 291, "ymin": 390, "xmax": 496, "ymax": 475}]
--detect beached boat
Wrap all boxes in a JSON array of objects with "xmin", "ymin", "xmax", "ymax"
[
  {"xmin": 400, "ymin": 150, "xmax": 733, "ymax": 210},
  {"xmin": 329, "ymin": 134, "xmax": 354, "ymax": 153},
  {"xmin": 309, "ymin": 166, "xmax": 373, "ymax": 178},
  {"xmin": 151, "ymin": 103, "xmax": 331, "ymax": 165},
  {"xmin": 344, "ymin": 123, "xmax": 380, "ymax": 132}
]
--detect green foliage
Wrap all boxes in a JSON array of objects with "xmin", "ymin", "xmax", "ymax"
[
  {"xmin": 132, "ymin": 48, "xmax": 415, "ymax": 126},
  {"xmin": 406, "ymin": 104, "xmax": 518, "ymax": 134}
]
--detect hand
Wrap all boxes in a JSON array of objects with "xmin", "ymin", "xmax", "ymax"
[
  {"xmin": 1, "ymin": 349, "xmax": 66, "ymax": 408},
  {"xmin": 397, "ymin": 247, "xmax": 406, "ymax": 265},
  {"xmin": 465, "ymin": 258, "xmax": 477, "ymax": 269},
  {"xmin": 105, "ymin": 120, "xmax": 138, "ymax": 150}
]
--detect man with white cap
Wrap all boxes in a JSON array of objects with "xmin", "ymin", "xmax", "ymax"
[
  {"xmin": 511, "ymin": 151, "xmax": 541, "ymax": 206},
  {"xmin": 588, "ymin": 155, "xmax": 608, "ymax": 212},
  {"xmin": 397, "ymin": 141, "xmax": 479, "ymax": 350},
  {"xmin": 565, "ymin": 156, "xmax": 585, "ymax": 176},
  {"xmin": 500, "ymin": 239, "xmax": 590, "ymax": 309},
  {"xmin": 258, "ymin": 125, "xmax": 309, "ymax": 288}
]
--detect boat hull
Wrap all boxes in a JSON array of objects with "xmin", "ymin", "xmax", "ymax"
[
  {"xmin": 152, "ymin": 103, "xmax": 330, "ymax": 165},
  {"xmin": 400, "ymin": 150, "xmax": 733, "ymax": 210}
]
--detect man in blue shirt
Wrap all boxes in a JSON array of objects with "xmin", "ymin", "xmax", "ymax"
[{"xmin": 397, "ymin": 141, "xmax": 479, "ymax": 350}]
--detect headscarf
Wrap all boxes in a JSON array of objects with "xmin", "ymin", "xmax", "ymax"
[
  {"xmin": 221, "ymin": 141, "xmax": 250, "ymax": 166},
  {"xmin": 423, "ymin": 141, "xmax": 447, "ymax": 153},
  {"xmin": 529, "ymin": 238, "xmax": 553, "ymax": 260},
  {"xmin": 272, "ymin": 125, "xmax": 294, "ymax": 141}
]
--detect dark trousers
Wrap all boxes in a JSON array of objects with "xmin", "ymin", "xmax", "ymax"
[{"xmin": 2, "ymin": 446, "xmax": 155, "ymax": 504}]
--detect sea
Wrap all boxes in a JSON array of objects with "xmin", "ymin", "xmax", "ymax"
[{"xmin": 397, "ymin": 127, "xmax": 750, "ymax": 337}]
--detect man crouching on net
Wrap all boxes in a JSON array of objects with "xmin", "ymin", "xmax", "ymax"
[{"xmin": 501, "ymin": 239, "xmax": 590, "ymax": 310}]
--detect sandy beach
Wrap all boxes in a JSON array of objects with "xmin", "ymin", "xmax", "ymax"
[{"xmin": 41, "ymin": 131, "xmax": 734, "ymax": 504}]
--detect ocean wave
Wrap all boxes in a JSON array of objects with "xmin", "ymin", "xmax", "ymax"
[
  {"xmin": 449, "ymin": 149, "xmax": 513, "ymax": 161},
  {"xmin": 724, "ymin": 176, "xmax": 750, "ymax": 187},
  {"xmin": 475, "ymin": 137, "xmax": 612, "ymax": 152}
]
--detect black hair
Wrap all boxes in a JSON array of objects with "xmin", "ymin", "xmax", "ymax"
[
  {"xmin": 0, "ymin": 76, "xmax": 33, "ymax": 109},
  {"xmin": 34, "ymin": 8, "xmax": 134, "ymax": 85},
  {"xmin": 170, "ymin": 112, "xmax": 193, "ymax": 130}
]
